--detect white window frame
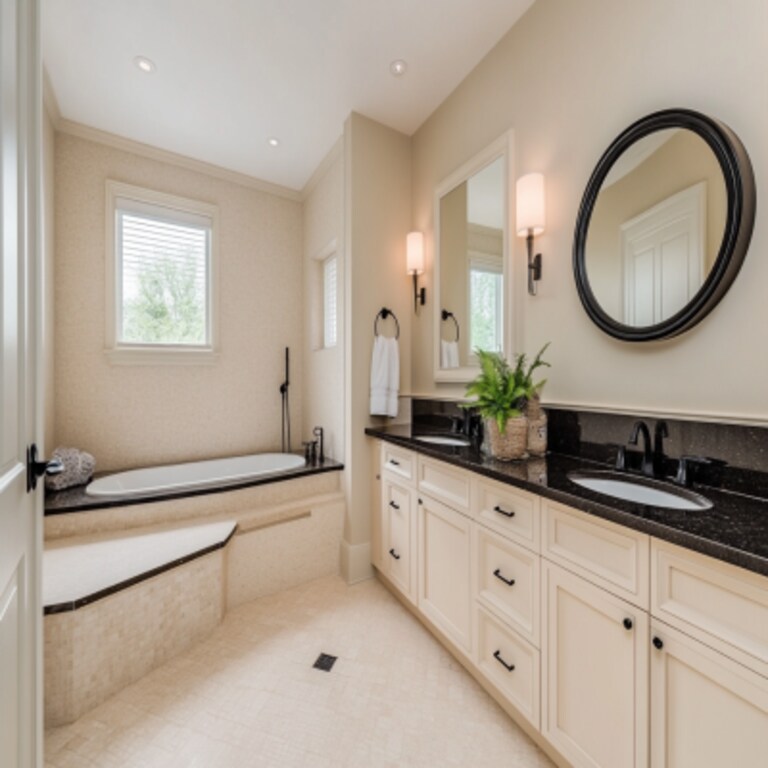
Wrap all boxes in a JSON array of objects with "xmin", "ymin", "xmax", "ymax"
[
  {"xmin": 105, "ymin": 180, "xmax": 220, "ymax": 365},
  {"xmin": 312, "ymin": 238, "xmax": 338, "ymax": 352}
]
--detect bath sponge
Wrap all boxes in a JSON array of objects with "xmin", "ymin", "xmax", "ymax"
[{"xmin": 44, "ymin": 447, "xmax": 96, "ymax": 491}]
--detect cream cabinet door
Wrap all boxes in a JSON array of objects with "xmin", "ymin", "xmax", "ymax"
[
  {"xmin": 381, "ymin": 479, "xmax": 417, "ymax": 604},
  {"xmin": 543, "ymin": 562, "xmax": 649, "ymax": 768},
  {"xmin": 650, "ymin": 621, "xmax": 768, "ymax": 768},
  {"xmin": 418, "ymin": 494, "xmax": 472, "ymax": 654}
]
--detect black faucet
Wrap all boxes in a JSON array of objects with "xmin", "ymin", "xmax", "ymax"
[
  {"xmin": 653, "ymin": 421, "xmax": 669, "ymax": 477},
  {"xmin": 628, "ymin": 421, "xmax": 654, "ymax": 477}
]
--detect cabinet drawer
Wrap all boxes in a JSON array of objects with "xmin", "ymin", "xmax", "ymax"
[
  {"xmin": 652, "ymin": 539, "xmax": 768, "ymax": 678},
  {"xmin": 474, "ymin": 525, "xmax": 540, "ymax": 647},
  {"xmin": 382, "ymin": 480, "xmax": 416, "ymax": 604},
  {"xmin": 417, "ymin": 457, "xmax": 471, "ymax": 513},
  {"xmin": 475, "ymin": 604, "xmax": 540, "ymax": 729},
  {"xmin": 543, "ymin": 501, "xmax": 649, "ymax": 608},
  {"xmin": 381, "ymin": 445, "xmax": 415, "ymax": 484},
  {"xmin": 474, "ymin": 478, "xmax": 540, "ymax": 551}
]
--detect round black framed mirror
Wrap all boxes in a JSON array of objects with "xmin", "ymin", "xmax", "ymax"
[{"xmin": 573, "ymin": 109, "xmax": 755, "ymax": 341}]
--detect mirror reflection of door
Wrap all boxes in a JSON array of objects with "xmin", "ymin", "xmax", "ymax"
[
  {"xmin": 621, "ymin": 183, "xmax": 705, "ymax": 325},
  {"xmin": 585, "ymin": 128, "xmax": 726, "ymax": 327}
]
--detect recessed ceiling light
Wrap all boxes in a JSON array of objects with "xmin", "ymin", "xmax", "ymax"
[
  {"xmin": 134, "ymin": 56, "xmax": 156, "ymax": 74},
  {"xmin": 390, "ymin": 59, "xmax": 408, "ymax": 77},
  {"xmin": 267, "ymin": 137, "xmax": 280, "ymax": 148}
]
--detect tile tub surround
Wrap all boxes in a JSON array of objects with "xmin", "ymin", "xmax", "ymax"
[
  {"xmin": 44, "ymin": 575, "xmax": 555, "ymax": 768},
  {"xmin": 44, "ymin": 521, "xmax": 237, "ymax": 614},
  {"xmin": 365, "ymin": 423, "xmax": 768, "ymax": 577},
  {"xmin": 44, "ymin": 469, "xmax": 346, "ymax": 608},
  {"xmin": 45, "ymin": 548, "xmax": 227, "ymax": 727}
]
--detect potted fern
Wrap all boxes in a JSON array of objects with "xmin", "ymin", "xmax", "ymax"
[{"xmin": 462, "ymin": 349, "xmax": 528, "ymax": 460}]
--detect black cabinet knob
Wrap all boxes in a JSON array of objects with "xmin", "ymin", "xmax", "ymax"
[
  {"xmin": 623, "ymin": 618, "xmax": 633, "ymax": 631},
  {"xmin": 652, "ymin": 636, "xmax": 664, "ymax": 650}
]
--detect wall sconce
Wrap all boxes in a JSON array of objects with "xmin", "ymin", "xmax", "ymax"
[
  {"xmin": 407, "ymin": 231, "xmax": 426, "ymax": 311},
  {"xmin": 516, "ymin": 173, "xmax": 546, "ymax": 295}
]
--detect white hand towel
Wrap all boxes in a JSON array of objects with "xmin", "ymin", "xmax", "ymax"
[
  {"xmin": 370, "ymin": 335, "xmax": 400, "ymax": 418},
  {"xmin": 385, "ymin": 336, "xmax": 400, "ymax": 417},
  {"xmin": 441, "ymin": 340, "xmax": 460, "ymax": 369}
]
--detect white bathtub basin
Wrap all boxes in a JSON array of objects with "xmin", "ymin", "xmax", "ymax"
[{"xmin": 86, "ymin": 453, "xmax": 306, "ymax": 497}]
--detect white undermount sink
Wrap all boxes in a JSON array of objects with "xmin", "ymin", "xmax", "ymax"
[
  {"xmin": 414, "ymin": 435, "xmax": 472, "ymax": 447},
  {"xmin": 567, "ymin": 470, "xmax": 712, "ymax": 511}
]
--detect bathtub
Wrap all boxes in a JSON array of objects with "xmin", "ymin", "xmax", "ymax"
[{"xmin": 86, "ymin": 453, "xmax": 306, "ymax": 497}]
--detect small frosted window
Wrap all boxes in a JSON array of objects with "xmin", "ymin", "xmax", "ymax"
[{"xmin": 323, "ymin": 255, "xmax": 338, "ymax": 348}]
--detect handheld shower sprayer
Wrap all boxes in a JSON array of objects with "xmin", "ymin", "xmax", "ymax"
[{"xmin": 280, "ymin": 347, "xmax": 291, "ymax": 453}]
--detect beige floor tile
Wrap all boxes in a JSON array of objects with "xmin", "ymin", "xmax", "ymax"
[{"xmin": 45, "ymin": 574, "xmax": 554, "ymax": 767}]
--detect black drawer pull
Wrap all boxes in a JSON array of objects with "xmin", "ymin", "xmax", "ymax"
[
  {"xmin": 388, "ymin": 548, "xmax": 401, "ymax": 560},
  {"xmin": 652, "ymin": 636, "xmax": 664, "ymax": 650},
  {"xmin": 493, "ymin": 505, "xmax": 515, "ymax": 518},
  {"xmin": 389, "ymin": 459, "xmax": 400, "ymax": 466},
  {"xmin": 493, "ymin": 568, "xmax": 515, "ymax": 587},
  {"xmin": 623, "ymin": 618, "xmax": 633, "ymax": 631},
  {"xmin": 493, "ymin": 650, "xmax": 515, "ymax": 672},
  {"xmin": 389, "ymin": 500, "xmax": 400, "ymax": 510}
]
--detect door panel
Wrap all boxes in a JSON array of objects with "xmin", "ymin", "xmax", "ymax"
[{"xmin": 0, "ymin": 0, "xmax": 40, "ymax": 766}]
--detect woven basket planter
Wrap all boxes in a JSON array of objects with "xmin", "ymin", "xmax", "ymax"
[
  {"xmin": 486, "ymin": 416, "xmax": 528, "ymax": 461},
  {"xmin": 526, "ymin": 396, "xmax": 548, "ymax": 457}
]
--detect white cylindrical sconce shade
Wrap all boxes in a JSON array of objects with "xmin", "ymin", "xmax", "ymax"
[
  {"xmin": 406, "ymin": 231, "xmax": 425, "ymax": 274},
  {"xmin": 516, "ymin": 173, "xmax": 546, "ymax": 236}
]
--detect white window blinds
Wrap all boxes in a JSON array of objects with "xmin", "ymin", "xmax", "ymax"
[
  {"xmin": 323, "ymin": 254, "xmax": 338, "ymax": 348},
  {"xmin": 116, "ymin": 197, "xmax": 211, "ymax": 346}
]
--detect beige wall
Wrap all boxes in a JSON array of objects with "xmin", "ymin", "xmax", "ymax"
[
  {"xmin": 301, "ymin": 139, "xmax": 345, "ymax": 462},
  {"xmin": 54, "ymin": 132, "xmax": 303, "ymax": 471},
  {"xmin": 43, "ymin": 107, "xmax": 55, "ymax": 452},
  {"xmin": 343, "ymin": 113, "xmax": 412, "ymax": 581},
  {"xmin": 411, "ymin": 0, "xmax": 768, "ymax": 423}
]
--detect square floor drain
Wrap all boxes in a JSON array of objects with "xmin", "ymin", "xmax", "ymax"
[{"xmin": 313, "ymin": 653, "xmax": 337, "ymax": 672}]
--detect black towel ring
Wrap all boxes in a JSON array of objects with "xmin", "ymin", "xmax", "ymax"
[
  {"xmin": 441, "ymin": 310, "xmax": 460, "ymax": 342},
  {"xmin": 374, "ymin": 307, "xmax": 400, "ymax": 339}
]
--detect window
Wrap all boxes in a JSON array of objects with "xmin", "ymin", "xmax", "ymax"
[
  {"xmin": 469, "ymin": 253, "xmax": 503, "ymax": 354},
  {"xmin": 323, "ymin": 254, "xmax": 338, "ymax": 348},
  {"xmin": 106, "ymin": 181, "xmax": 219, "ymax": 364}
]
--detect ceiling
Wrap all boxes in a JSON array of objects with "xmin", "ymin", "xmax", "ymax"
[{"xmin": 42, "ymin": 0, "xmax": 534, "ymax": 191}]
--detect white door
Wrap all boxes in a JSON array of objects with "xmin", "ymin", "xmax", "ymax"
[
  {"xmin": 543, "ymin": 562, "xmax": 648, "ymax": 768},
  {"xmin": 1, "ymin": 1, "xmax": 42, "ymax": 766},
  {"xmin": 622, "ymin": 182, "xmax": 705, "ymax": 325}
]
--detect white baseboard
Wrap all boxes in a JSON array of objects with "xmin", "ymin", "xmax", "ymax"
[{"xmin": 340, "ymin": 539, "xmax": 373, "ymax": 584}]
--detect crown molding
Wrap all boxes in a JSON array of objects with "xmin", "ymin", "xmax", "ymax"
[
  {"xmin": 42, "ymin": 67, "xmax": 62, "ymax": 125},
  {"xmin": 301, "ymin": 135, "xmax": 343, "ymax": 201},
  {"xmin": 55, "ymin": 118, "xmax": 302, "ymax": 201}
]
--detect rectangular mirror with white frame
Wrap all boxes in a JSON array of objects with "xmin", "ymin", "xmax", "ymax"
[{"xmin": 434, "ymin": 131, "xmax": 515, "ymax": 382}]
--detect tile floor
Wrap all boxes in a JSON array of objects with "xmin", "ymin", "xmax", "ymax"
[{"xmin": 45, "ymin": 575, "xmax": 555, "ymax": 767}]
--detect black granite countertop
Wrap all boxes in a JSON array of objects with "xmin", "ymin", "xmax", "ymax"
[
  {"xmin": 45, "ymin": 457, "xmax": 344, "ymax": 515},
  {"xmin": 365, "ymin": 425, "xmax": 768, "ymax": 578}
]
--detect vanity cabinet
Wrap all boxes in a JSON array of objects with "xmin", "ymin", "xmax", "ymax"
[
  {"xmin": 417, "ymin": 491, "xmax": 473, "ymax": 654},
  {"xmin": 542, "ymin": 502, "xmax": 650, "ymax": 768},
  {"xmin": 649, "ymin": 621, "xmax": 768, "ymax": 767},
  {"xmin": 542, "ymin": 561, "xmax": 648, "ymax": 768},
  {"xmin": 381, "ymin": 478, "xmax": 417, "ymax": 604},
  {"xmin": 377, "ymin": 446, "xmax": 419, "ymax": 605},
  {"xmin": 370, "ymin": 438, "xmax": 768, "ymax": 768}
]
